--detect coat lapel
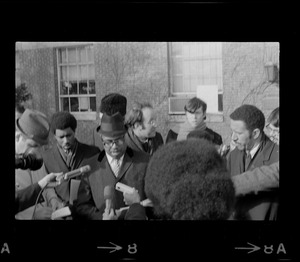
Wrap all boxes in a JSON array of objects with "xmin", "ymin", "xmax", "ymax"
[
  {"xmin": 117, "ymin": 152, "xmax": 133, "ymax": 182},
  {"xmin": 89, "ymin": 154, "xmax": 116, "ymax": 209}
]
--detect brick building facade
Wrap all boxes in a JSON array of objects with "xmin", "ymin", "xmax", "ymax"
[{"xmin": 16, "ymin": 42, "xmax": 279, "ymax": 146}]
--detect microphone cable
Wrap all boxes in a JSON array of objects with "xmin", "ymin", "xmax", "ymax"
[{"xmin": 31, "ymin": 185, "xmax": 47, "ymax": 220}]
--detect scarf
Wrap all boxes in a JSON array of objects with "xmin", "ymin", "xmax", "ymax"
[{"xmin": 177, "ymin": 119, "xmax": 206, "ymax": 141}]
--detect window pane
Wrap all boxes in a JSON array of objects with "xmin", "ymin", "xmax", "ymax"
[
  {"xmin": 218, "ymin": 93, "xmax": 223, "ymax": 112},
  {"xmin": 68, "ymin": 48, "xmax": 77, "ymax": 63},
  {"xmin": 89, "ymin": 80, "xmax": 96, "ymax": 94},
  {"xmin": 87, "ymin": 46, "xmax": 94, "ymax": 62},
  {"xmin": 183, "ymin": 77, "xmax": 191, "ymax": 92},
  {"xmin": 61, "ymin": 98, "xmax": 69, "ymax": 111},
  {"xmin": 60, "ymin": 66, "xmax": 67, "ymax": 80},
  {"xmin": 80, "ymin": 65, "xmax": 88, "ymax": 80},
  {"xmin": 90, "ymin": 97, "xmax": 96, "ymax": 111},
  {"xmin": 189, "ymin": 60, "xmax": 199, "ymax": 76},
  {"xmin": 79, "ymin": 81, "xmax": 88, "ymax": 94},
  {"xmin": 79, "ymin": 97, "xmax": 89, "ymax": 112},
  {"xmin": 70, "ymin": 97, "xmax": 79, "ymax": 112},
  {"xmin": 69, "ymin": 81, "xmax": 78, "ymax": 94},
  {"xmin": 88, "ymin": 65, "xmax": 95, "ymax": 79},
  {"xmin": 60, "ymin": 81, "xmax": 69, "ymax": 95},
  {"xmin": 69, "ymin": 66, "xmax": 78, "ymax": 81},
  {"xmin": 59, "ymin": 49, "xmax": 67, "ymax": 63},
  {"xmin": 190, "ymin": 76, "xmax": 198, "ymax": 91},
  {"xmin": 78, "ymin": 47, "xmax": 87, "ymax": 63}
]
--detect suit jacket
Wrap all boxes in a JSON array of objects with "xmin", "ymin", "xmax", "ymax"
[
  {"xmin": 125, "ymin": 128, "xmax": 164, "ymax": 156},
  {"xmin": 75, "ymin": 147, "xmax": 150, "ymax": 220},
  {"xmin": 227, "ymin": 134, "xmax": 279, "ymax": 220},
  {"xmin": 42, "ymin": 140, "xmax": 100, "ymax": 203}
]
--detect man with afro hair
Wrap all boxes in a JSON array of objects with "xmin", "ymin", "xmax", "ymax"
[
  {"xmin": 42, "ymin": 111, "xmax": 100, "ymax": 216},
  {"xmin": 124, "ymin": 139, "xmax": 236, "ymax": 220}
]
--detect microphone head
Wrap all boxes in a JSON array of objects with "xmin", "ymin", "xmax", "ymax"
[
  {"xmin": 80, "ymin": 165, "xmax": 91, "ymax": 173},
  {"xmin": 104, "ymin": 185, "xmax": 114, "ymax": 200}
]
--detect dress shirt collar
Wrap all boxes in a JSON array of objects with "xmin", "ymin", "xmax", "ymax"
[{"xmin": 246, "ymin": 142, "xmax": 261, "ymax": 159}]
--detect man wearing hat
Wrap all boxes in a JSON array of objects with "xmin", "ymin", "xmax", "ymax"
[
  {"xmin": 15, "ymin": 109, "xmax": 62, "ymax": 218},
  {"xmin": 92, "ymin": 93, "xmax": 127, "ymax": 150},
  {"xmin": 41, "ymin": 111, "xmax": 100, "ymax": 213},
  {"xmin": 75, "ymin": 112, "xmax": 150, "ymax": 220}
]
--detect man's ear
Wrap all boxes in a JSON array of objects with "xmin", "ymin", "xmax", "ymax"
[{"xmin": 252, "ymin": 128, "xmax": 261, "ymax": 139}]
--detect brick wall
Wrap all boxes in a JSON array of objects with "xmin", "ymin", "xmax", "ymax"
[
  {"xmin": 221, "ymin": 42, "xmax": 279, "ymax": 144},
  {"xmin": 16, "ymin": 42, "xmax": 279, "ymax": 146}
]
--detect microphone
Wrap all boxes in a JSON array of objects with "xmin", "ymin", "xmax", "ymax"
[
  {"xmin": 63, "ymin": 165, "xmax": 91, "ymax": 180},
  {"xmin": 104, "ymin": 185, "xmax": 114, "ymax": 211},
  {"xmin": 46, "ymin": 165, "xmax": 91, "ymax": 188}
]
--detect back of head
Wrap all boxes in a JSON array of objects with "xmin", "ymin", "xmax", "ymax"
[
  {"xmin": 50, "ymin": 111, "xmax": 77, "ymax": 134},
  {"xmin": 100, "ymin": 93, "xmax": 127, "ymax": 117},
  {"xmin": 187, "ymin": 129, "xmax": 214, "ymax": 144},
  {"xmin": 124, "ymin": 102, "xmax": 153, "ymax": 127},
  {"xmin": 145, "ymin": 139, "xmax": 235, "ymax": 220},
  {"xmin": 267, "ymin": 107, "xmax": 279, "ymax": 128},
  {"xmin": 230, "ymin": 104, "xmax": 265, "ymax": 133}
]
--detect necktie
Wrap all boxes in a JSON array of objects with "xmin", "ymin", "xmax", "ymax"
[
  {"xmin": 111, "ymin": 158, "xmax": 121, "ymax": 177},
  {"xmin": 244, "ymin": 151, "xmax": 252, "ymax": 171}
]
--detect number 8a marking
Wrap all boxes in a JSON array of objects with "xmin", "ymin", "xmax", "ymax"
[{"xmin": 128, "ymin": 243, "xmax": 137, "ymax": 254}]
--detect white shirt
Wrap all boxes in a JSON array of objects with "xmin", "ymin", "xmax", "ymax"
[
  {"xmin": 247, "ymin": 142, "xmax": 261, "ymax": 159},
  {"xmin": 106, "ymin": 153, "xmax": 125, "ymax": 177}
]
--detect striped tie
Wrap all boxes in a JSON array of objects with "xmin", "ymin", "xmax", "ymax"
[{"xmin": 111, "ymin": 158, "xmax": 121, "ymax": 177}]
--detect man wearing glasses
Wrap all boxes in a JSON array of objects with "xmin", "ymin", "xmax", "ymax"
[{"xmin": 75, "ymin": 112, "xmax": 150, "ymax": 220}]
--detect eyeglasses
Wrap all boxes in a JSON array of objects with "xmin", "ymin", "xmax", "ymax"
[{"xmin": 102, "ymin": 136, "xmax": 125, "ymax": 147}]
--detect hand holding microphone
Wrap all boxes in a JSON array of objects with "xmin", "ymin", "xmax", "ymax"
[
  {"xmin": 46, "ymin": 165, "xmax": 91, "ymax": 188},
  {"xmin": 103, "ymin": 185, "xmax": 117, "ymax": 220}
]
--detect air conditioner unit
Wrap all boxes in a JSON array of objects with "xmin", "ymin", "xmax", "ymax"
[{"xmin": 168, "ymin": 97, "xmax": 191, "ymax": 114}]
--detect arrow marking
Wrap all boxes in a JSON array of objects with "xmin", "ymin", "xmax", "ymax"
[
  {"xmin": 97, "ymin": 242, "xmax": 122, "ymax": 253},
  {"xmin": 235, "ymin": 242, "xmax": 261, "ymax": 254}
]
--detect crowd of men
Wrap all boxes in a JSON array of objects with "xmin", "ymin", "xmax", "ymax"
[{"xmin": 15, "ymin": 92, "xmax": 279, "ymax": 221}]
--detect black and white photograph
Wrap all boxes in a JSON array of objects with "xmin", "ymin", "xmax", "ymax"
[
  {"xmin": 1, "ymin": 1, "xmax": 297, "ymax": 261},
  {"xmin": 14, "ymin": 41, "xmax": 280, "ymax": 222}
]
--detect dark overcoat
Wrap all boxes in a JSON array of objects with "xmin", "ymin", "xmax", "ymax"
[
  {"xmin": 227, "ymin": 134, "xmax": 279, "ymax": 220},
  {"xmin": 75, "ymin": 147, "xmax": 150, "ymax": 220}
]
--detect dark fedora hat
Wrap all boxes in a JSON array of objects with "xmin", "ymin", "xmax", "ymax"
[
  {"xmin": 16, "ymin": 109, "xmax": 50, "ymax": 145},
  {"xmin": 98, "ymin": 112, "xmax": 126, "ymax": 138}
]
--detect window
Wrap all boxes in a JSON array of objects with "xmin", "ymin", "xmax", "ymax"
[
  {"xmin": 57, "ymin": 45, "xmax": 96, "ymax": 119},
  {"xmin": 169, "ymin": 42, "xmax": 223, "ymax": 114}
]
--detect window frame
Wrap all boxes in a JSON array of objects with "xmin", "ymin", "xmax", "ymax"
[
  {"xmin": 56, "ymin": 44, "xmax": 97, "ymax": 121},
  {"xmin": 168, "ymin": 42, "xmax": 224, "ymax": 118}
]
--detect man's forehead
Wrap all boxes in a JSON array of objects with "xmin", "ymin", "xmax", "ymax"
[
  {"xmin": 142, "ymin": 107, "xmax": 154, "ymax": 119},
  {"xmin": 230, "ymin": 119, "xmax": 247, "ymax": 130}
]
